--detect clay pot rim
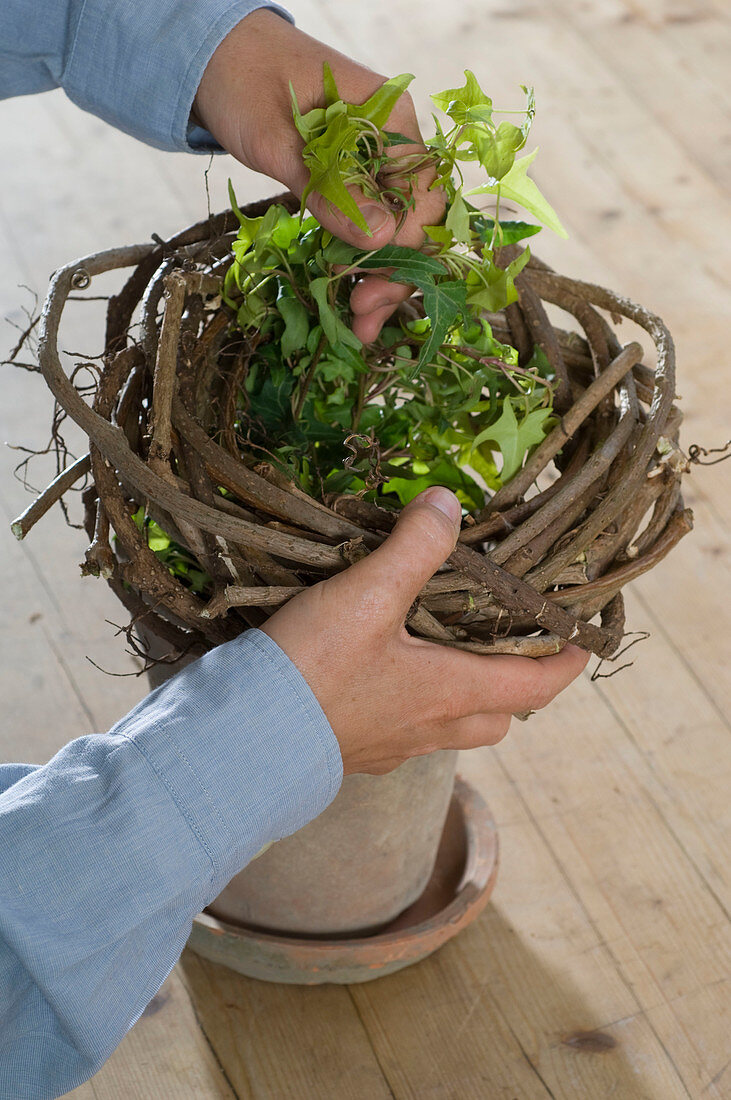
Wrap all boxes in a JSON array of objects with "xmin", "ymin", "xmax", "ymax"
[{"xmin": 193, "ymin": 776, "xmax": 498, "ymax": 965}]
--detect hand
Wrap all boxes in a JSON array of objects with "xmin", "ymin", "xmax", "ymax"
[
  {"xmin": 261, "ymin": 487, "xmax": 590, "ymax": 775},
  {"xmin": 194, "ymin": 10, "xmax": 445, "ymax": 343}
]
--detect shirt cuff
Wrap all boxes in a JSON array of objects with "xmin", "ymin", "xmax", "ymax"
[
  {"xmin": 61, "ymin": 0, "xmax": 293, "ymax": 153},
  {"xmin": 111, "ymin": 628, "xmax": 343, "ymax": 889}
]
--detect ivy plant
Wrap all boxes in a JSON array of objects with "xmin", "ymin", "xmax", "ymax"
[{"xmin": 218, "ymin": 68, "xmax": 565, "ymax": 510}]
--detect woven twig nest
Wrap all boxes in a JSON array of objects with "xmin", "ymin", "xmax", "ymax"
[{"xmin": 27, "ymin": 193, "xmax": 693, "ymax": 666}]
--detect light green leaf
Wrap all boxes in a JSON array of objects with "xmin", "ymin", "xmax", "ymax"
[
  {"xmin": 468, "ymin": 148, "xmax": 568, "ymax": 238},
  {"xmin": 323, "ymin": 61, "xmax": 340, "ymax": 107},
  {"xmin": 431, "ymin": 70, "xmax": 493, "ymax": 124},
  {"xmin": 466, "ymin": 248, "xmax": 530, "ymax": 313},
  {"xmin": 423, "ymin": 223, "xmax": 454, "ymax": 249},
  {"xmin": 382, "ymin": 455, "xmax": 483, "ymax": 510},
  {"xmin": 354, "ymin": 73, "xmax": 415, "ymax": 129},
  {"xmin": 520, "ymin": 85, "xmax": 536, "ymax": 141},
  {"xmin": 289, "ymin": 82, "xmax": 326, "ymax": 143},
  {"xmin": 270, "ymin": 209, "xmax": 306, "ymax": 250},
  {"xmin": 459, "ymin": 120, "xmax": 525, "ymax": 180},
  {"xmin": 472, "ymin": 397, "xmax": 555, "ymax": 483},
  {"xmin": 301, "ymin": 112, "xmax": 371, "ymax": 234},
  {"xmin": 460, "ymin": 444, "xmax": 501, "ymax": 492},
  {"xmin": 228, "ymin": 180, "xmax": 264, "ymax": 250},
  {"xmin": 321, "ymin": 237, "xmax": 361, "ymax": 264},
  {"xmin": 445, "ymin": 192, "xmax": 471, "ymax": 244},
  {"xmin": 146, "ymin": 519, "xmax": 171, "ymax": 552}
]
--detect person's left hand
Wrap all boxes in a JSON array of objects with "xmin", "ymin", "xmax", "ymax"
[{"xmin": 193, "ymin": 9, "xmax": 445, "ymax": 343}]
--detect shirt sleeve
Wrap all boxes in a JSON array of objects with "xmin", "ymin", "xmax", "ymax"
[
  {"xmin": 0, "ymin": 0, "xmax": 293, "ymax": 152},
  {"xmin": 0, "ymin": 628, "xmax": 342, "ymax": 1100}
]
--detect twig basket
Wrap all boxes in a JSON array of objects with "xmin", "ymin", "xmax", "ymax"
[{"xmin": 24, "ymin": 193, "xmax": 693, "ymax": 666}]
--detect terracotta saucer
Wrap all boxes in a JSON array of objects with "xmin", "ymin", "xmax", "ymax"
[{"xmin": 187, "ymin": 777, "xmax": 499, "ymax": 985}]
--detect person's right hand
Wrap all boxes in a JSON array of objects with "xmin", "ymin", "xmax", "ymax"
[
  {"xmin": 262, "ymin": 487, "xmax": 590, "ymax": 775},
  {"xmin": 193, "ymin": 9, "xmax": 446, "ymax": 345}
]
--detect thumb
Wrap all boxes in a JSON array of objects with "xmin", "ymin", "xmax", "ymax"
[{"xmin": 353, "ymin": 487, "xmax": 462, "ymax": 625}]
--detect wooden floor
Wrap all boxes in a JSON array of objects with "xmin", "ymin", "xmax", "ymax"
[{"xmin": 1, "ymin": 0, "xmax": 730, "ymax": 1096}]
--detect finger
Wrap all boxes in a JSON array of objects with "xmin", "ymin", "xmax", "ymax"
[
  {"xmin": 282, "ymin": 75, "xmax": 444, "ymax": 257},
  {"xmin": 343, "ymin": 486, "xmax": 462, "ymax": 626},
  {"xmin": 350, "ymin": 276, "xmax": 415, "ymax": 343},
  {"xmin": 435, "ymin": 644, "xmax": 591, "ymax": 717}
]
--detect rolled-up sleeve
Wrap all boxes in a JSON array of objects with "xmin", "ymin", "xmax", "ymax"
[
  {"xmin": 0, "ymin": 629, "xmax": 342, "ymax": 1099},
  {"xmin": 0, "ymin": 0, "xmax": 293, "ymax": 151}
]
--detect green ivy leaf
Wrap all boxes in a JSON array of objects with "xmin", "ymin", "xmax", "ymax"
[
  {"xmin": 322, "ymin": 61, "xmax": 340, "ymax": 107},
  {"xmin": 270, "ymin": 209, "xmax": 307, "ymax": 250},
  {"xmin": 277, "ymin": 294, "xmax": 311, "ymax": 358},
  {"xmin": 414, "ymin": 280, "xmax": 468, "ymax": 377},
  {"xmin": 431, "ymin": 70, "xmax": 493, "ymax": 124},
  {"xmin": 458, "ymin": 119, "xmax": 525, "ymax": 180},
  {"xmin": 468, "ymin": 148, "xmax": 568, "ymax": 238},
  {"xmin": 354, "ymin": 245, "xmax": 446, "ymax": 284},
  {"xmin": 353, "ymin": 246, "xmax": 466, "ymax": 374},
  {"xmin": 445, "ymin": 192, "xmax": 471, "ymax": 245},
  {"xmin": 472, "ymin": 397, "xmax": 555, "ymax": 483},
  {"xmin": 299, "ymin": 112, "xmax": 371, "ymax": 234},
  {"xmin": 472, "ymin": 216, "xmax": 542, "ymax": 245},
  {"xmin": 466, "ymin": 247, "xmax": 530, "ymax": 312},
  {"xmin": 423, "ymin": 223, "xmax": 454, "ymax": 249},
  {"xmin": 310, "ymin": 277, "xmax": 363, "ymax": 350},
  {"xmin": 354, "ymin": 73, "xmax": 415, "ymax": 129},
  {"xmin": 382, "ymin": 455, "xmax": 483, "ymax": 510},
  {"xmin": 383, "ymin": 130, "xmax": 419, "ymax": 147},
  {"xmin": 321, "ymin": 237, "xmax": 361, "ymax": 264},
  {"xmin": 520, "ymin": 85, "xmax": 536, "ymax": 141},
  {"xmin": 228, "ymin": 180, "xmax": 264, "ymax": 252}
]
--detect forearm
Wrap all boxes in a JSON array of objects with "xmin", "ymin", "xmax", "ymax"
[
  {"xmin": 0, "ymin": 629, "xmax": 341, "ymax": 1099},
  {"xmin": 0, "ymin": 0, "xmax": 292, "ymax": 150}
]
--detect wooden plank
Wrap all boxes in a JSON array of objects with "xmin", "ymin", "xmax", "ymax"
[
  {"xmin": 65, "ymin": 968, "xmax": 235, "ymax": 1100},
  {"xmin": 0, "ymin": 404, "xmax": 147, "ymax": 752},
  {"xmin": 2, "ymin": 4, "xmax": 730, "ymax": 1099},
  {"xmin": 299, "ymin": 12, "xmax": 729, "ymax": 1096},
  {"xmin": 458, "ymin": 666, "xmax": 731, "ymax": 1099},
  {"xmin": 593, "ymin": 584, "xmax": 731, "ymax": 906},
  {"xmin": 546, "ymin": 0, "xmax": 731, "ymax": 188},
  {"xmin": 348, "ymin": 729, "xmax": 711, "ymax": 1098},
  {"xmin": 178, "ymin": 949, "xmax": 395, "ymax": 1099}
]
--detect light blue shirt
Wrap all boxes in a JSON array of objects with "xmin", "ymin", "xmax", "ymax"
[
  {"xmin": 0, "ymin": 7, "xmax": 347, "ymax": 1095},
  {"xmin": 0, "ymin": 0, "xmax": 292, "ymax": 151},
  {"xmin": 0, "ymin": 631, "xmax": 342, "ymax": 1098}
]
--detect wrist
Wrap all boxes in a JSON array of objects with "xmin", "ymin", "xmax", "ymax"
[{"xmin": 194, "ymin": 10, "xmax": 393, "ymax": 186}]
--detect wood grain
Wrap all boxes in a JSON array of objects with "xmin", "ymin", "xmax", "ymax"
[{"xmin": 1, "ymin": 0, "xmax": 729, "ymax": 1096}]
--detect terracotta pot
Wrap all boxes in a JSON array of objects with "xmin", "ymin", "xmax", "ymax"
[
  {"xmin": 209, "ymin": 750, "xmax": 457, "ymax": 935},
  {"xmin": 143, "ymin": 636, "xmax": 457, "ymax": 935}
]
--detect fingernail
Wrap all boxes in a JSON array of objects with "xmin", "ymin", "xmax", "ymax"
[
  {"xmin": 362, "ymin": 204, "xmax": 393, "ymax": 235},
  {"xmin": 420, "ymin": 486, "xmax": 462, "ymax": 526}
]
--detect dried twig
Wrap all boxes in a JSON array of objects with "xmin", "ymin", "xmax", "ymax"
[{"xmin": 19, "ymin": 194, "xmax": 690, "ymax": 660}]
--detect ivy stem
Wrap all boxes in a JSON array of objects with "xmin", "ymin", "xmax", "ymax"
[
  {"xmin": 292, "ymin": 331, "xmax": 328, "ymax": 421},
  {"xmin": 328, "ymin": 248, "xmax": 380, "ymax": 282},
  {"xmin": 352, "ymin": 374, "xmax": 367, "ymax": 431},
  {"xmin": 490, "ymin": 186, "xmax": 502, "ymax": 251},
  {"xmin": 455, "ymin": 345, "xmax": 555, "ymax": 397}
]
